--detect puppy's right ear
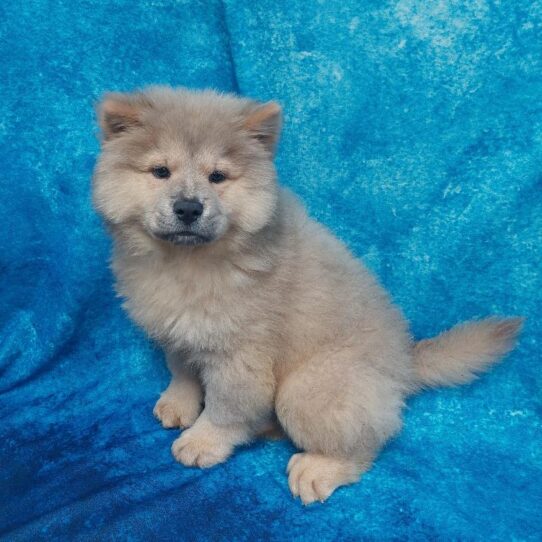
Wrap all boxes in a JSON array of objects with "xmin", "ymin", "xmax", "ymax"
[
  {"xmin": 97, "ymin": 93, "xmax": 142, "ymax": 141},
  {"xmin": 243, "ymin": 101, "xmax": 282, "ymax": 154}
]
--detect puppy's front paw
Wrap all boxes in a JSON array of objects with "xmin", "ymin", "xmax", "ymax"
[
  {"xmin": 287, "ymin": 453, "xmax": 362, "ymax": 505},
  {"xmin": 172, "ymin": 427, "xmax": 233, "ymax": 468},
  {"xmin": 153, "ymin": 393, "xmax": 201, "ymax": 429}
]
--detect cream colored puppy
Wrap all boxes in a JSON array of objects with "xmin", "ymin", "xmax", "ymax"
[{"xmin": 92, "ymin": 86, "xmax": 522, "ymax": 504}]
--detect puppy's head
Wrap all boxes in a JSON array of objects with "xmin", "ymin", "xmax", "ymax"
[{"xmin": 93, "ymin": 87, "xmax": 281, "ymax": 248}]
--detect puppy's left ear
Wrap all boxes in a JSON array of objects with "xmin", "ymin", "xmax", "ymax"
[
  {"xmin": 243, "ymin": 101, "xmax": 282, "ymax": 154},
  {"xmin": 97, "ymin": 92, "xmax": 144, "ymax": 142}
]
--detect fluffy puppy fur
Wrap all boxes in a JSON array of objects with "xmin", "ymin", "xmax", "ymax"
[{"xmin": 92, "ymin": 86, "xmax": 522, "ymax": 504}]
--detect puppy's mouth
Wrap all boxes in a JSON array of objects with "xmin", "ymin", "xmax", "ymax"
[{"xmin": 154, "ymin": 231, "xmax": 212, "ymax": 246}]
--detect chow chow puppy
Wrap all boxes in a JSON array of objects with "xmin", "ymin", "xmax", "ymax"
[{"xmin": 92, "ymin": 86, "xmax": 522, "ymax": 504}]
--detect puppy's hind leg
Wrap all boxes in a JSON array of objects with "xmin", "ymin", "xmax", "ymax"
[
  {"xmin": 153, "ymin": 352, "xmax": 203, "ymax": 429},
  {"xmin": 276, "ymin": 350, "xmax": 404, "ymax": 504}
]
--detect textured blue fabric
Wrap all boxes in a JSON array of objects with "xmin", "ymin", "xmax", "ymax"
[{"xmin": 1, "ymin": 0, "xmax": 541, "ymax": 539}]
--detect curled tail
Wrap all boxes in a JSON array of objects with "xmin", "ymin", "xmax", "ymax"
[{"xmin": 413, "ymin": 317, "xmax": 523, "ymax": 388}]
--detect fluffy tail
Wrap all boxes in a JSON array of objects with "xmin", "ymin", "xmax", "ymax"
[{"xmin": 413, "ymin": 317, "xmax": 523, "ymax": 388}]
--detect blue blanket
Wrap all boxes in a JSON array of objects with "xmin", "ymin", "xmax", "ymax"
[{"xmin": 1, "ymin": 1, "xmax": 541, "ymax": 539}]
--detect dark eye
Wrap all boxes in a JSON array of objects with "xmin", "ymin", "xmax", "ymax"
[
  {"xmin": 151, "ymin": 166, "xmax": 171, "ymax": 179},
  {"xmin": 208, "ymin": 170, "xmax": 227, "ymax": 183}
]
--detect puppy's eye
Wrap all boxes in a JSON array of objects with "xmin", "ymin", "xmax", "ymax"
[
  {"xmin": 208, "ymin": 170, "xmax": 227, "ymax": 184},
  {"xmin": 151, "ymin": 166, "xmax": 171, "ymax": 179}
]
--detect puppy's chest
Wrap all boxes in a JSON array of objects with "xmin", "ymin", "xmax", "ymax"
[{"xmin": 116, "ymin": 256, "xmax": 253, "ymax": 350}]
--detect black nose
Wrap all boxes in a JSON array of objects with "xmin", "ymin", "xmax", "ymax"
[{"xmin": 173, "ymin": 199, "xmax": 204, "ymax": 226}]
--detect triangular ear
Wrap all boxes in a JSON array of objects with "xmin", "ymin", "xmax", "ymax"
[
  {"xmin": 97, "ymin": 93, "xmax": 143, "ymax": 141},
  {"xmin": 243, "ymin": 101, "xmax": 282, "ymax": 154}
]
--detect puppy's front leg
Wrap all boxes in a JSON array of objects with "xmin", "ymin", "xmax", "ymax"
[
  {"xmin": 172, "ymin": 353, "xmax": 274, "ymax": 468},
  {"xmin": 153, "ymin": 351, "xmax": 203, "ymax": 429}
]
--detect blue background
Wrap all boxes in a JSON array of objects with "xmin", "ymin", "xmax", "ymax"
[{"xmin": 1, "ymin": 0, "xmax": 541, "ymax": 539}]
